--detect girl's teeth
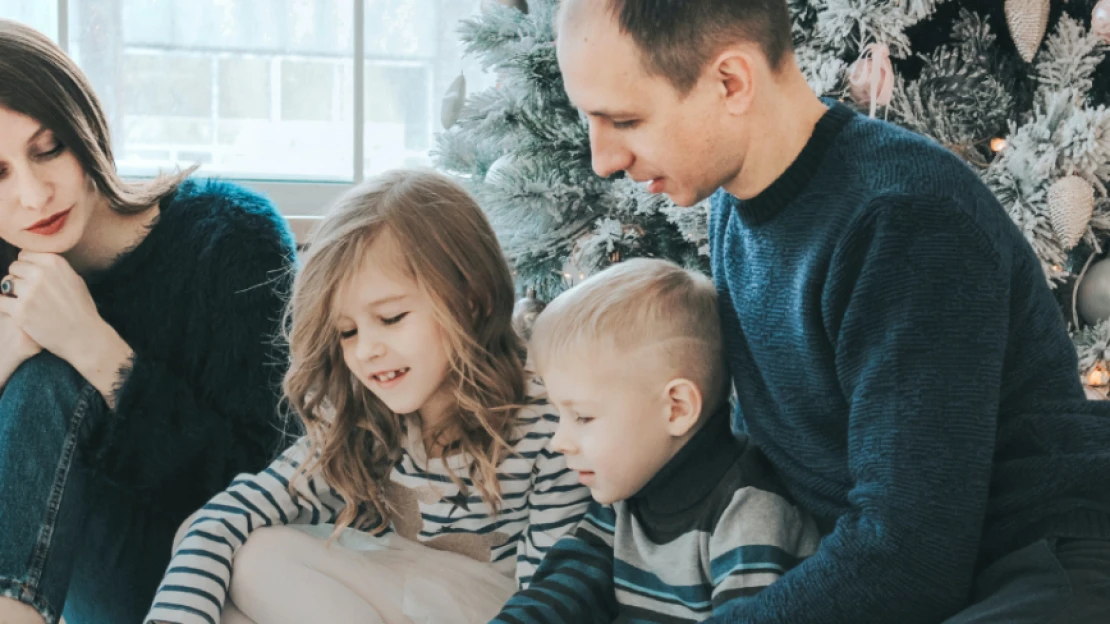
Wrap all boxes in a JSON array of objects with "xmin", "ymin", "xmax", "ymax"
[{"xmin": 377, "ymin": 368, "xmax": 408, "ymax": 381}]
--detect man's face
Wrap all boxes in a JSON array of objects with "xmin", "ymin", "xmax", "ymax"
[{"xmin": 556, "ymin": 3, "xmax": 748, "ymax": 207}]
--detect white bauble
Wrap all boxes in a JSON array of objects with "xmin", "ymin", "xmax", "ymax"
[{"xmin": 1077, "ymin": 258, "xmax": 1110, "ymax": 325}]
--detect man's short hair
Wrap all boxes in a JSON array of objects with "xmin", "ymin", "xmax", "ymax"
[
  {"xmin": 530, "ymin": 258, "xmax": 728, "ymax": 408},
  {"xmin": 569, "ymin": 0, "xmax": 794, "ymax": 95}
]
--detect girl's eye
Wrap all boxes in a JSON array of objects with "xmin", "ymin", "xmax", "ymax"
[
  {"xmin": 575, "ymin": 415, "xmax": 593, "ymax": 425},
  {"xmin": 339, "ymin": 328, "xmax": 357, "ymax": 340},
  {"xmin": 37, "ymin": 142, "xmax": 65, "ymax": 159},
  {"xmin": 612, "ymin": 120, "xmax": 639, "ymax": 130},
  {"xmin": 382, "ymin": 312, "xmax": 408, "ymax": 326}
]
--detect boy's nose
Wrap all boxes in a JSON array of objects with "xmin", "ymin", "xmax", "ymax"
[{"xmin": 550, "ymin": 420, "xmax": 577, "ymax": 455}]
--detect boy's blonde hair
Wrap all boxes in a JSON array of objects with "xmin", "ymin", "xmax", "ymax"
[
  {"xmin": 283, "ymin": 169, "xmax": 526, "ymax": 537},
  {"xmin": 531, "ymin": 258, "xmax": 727, "ymax": 410}
]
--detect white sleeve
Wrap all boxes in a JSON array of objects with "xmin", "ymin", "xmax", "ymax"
[
  {"xmin": 514, "ymin": 409, "xmax": 593, "ymax": 588},
  {"xmin": 144, "ymin": 438, "xmax": 349, "ymax": 624}
]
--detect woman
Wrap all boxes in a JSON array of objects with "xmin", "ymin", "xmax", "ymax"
[{"xmin": 0, "ymin": 19, "xmax": 297, "ymax": 624}]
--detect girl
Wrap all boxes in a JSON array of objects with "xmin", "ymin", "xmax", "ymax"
[
  {"xmin": 0, "ymin": 19, "xmax": 297, "ymax": 624},
  {"xmin": 145, "ymin": 169, "xmax": 591, "ymax": 624}
]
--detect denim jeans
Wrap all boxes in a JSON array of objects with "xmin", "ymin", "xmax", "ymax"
[
  {"xmin": 0, "ymin": 353, "xmax": 180, "ymax": 624},
  {"xmin": 944, "ymin": 537, "xmax": 1110, "ymax": 623}
]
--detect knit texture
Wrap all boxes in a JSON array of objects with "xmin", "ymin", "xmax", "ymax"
[{"xmin": 706, "ymin": 102, "xmax": 1110, "ymax": 623}]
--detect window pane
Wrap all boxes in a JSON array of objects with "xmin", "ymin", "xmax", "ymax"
[
  {"xmin": 68, "ymin": 0, "xmax": 355, "ymax": 181},
  {"xmin": 363, "ymin": 0, "xmax": 494, "ymax": 176},
  {"xmin": 0, "ymin": 2, "xmax": 58, "ymax": 41}
]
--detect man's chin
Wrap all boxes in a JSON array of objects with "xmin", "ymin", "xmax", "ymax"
[{"xmin": 665, "ymin": 191, "xmax": 703, "ymax": 208}]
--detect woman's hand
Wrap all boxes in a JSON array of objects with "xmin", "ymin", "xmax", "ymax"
[{"xmin": 0, "ymin": 251, "xmax": 133, "ymax": 406}]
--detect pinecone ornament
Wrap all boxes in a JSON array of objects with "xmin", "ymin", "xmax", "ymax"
[
  {"xmin": 1047, "ymin": 175, "xmax": 1096, "ymax": 250},
  {"xmin": 440, "ymin": 74, "xmax": 466, "ymax": 130},
  {"xmin": 1005, "ymin": 0, "xmax": 1051, "ymax": 62}
]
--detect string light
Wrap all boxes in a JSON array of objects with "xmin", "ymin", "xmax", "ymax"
[
  {"xmin": 1088, "ymin": 365, "xmax": 1109, "ymax": 386},
  {"xmin": 990, "ymin": 137, "xmax": 1007, "ymax": 153}
]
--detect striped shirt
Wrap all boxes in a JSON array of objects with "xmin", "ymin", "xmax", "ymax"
[
  {"xmin": 145, "ymin": 374, "xmax": 591, "ymax": 624},
  {"xmin": 492, "ymin": 408, "xmax": 820, "ymax": 623}
]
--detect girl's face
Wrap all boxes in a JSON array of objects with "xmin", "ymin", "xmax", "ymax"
[
  {"xmin": 334, "ymin": 241, "xmax": 455, "ymax": 425},
  {"xmin": 0, "ymin": 107, "xmax": 97, "ymax": 254}
]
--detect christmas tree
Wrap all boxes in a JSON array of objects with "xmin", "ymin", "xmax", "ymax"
[{"xmin": 433, "ymin": 0, "xmax": 1110, "ymax": 391}]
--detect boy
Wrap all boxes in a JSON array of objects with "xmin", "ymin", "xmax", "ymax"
[{"xmin": 492, "ymin": 259, "xmax": 819, "ymax": 623}]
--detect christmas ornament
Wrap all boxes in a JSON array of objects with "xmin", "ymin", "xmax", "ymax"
[
  {"xmin": 1004, "ymin": 0, "xmax": 1050, "ymax": 63},
  {"xmin": 1047, "ymin": 175, "xmax": 1095, "ymax": 250},
  {"xmin": 848, "ymin": 43, "xmax": 894, "ymax": 118},
  {"xmin": 512, "ymin": 288, "xmax": 544, "ymax": 341},
  {"xmin": 440, "ymin": 74, "xmax": 466, "ymax": 130},
  {"xmin": 1095, "ymin": 0, "xmax": 1110, "ymax": 44},
  {"xmin": 485, "ymin": 153, "xmax": 513, "ymax": 182},
  {"xmin": 1077, "ymin": 257, "xmax": 1110, "ymax": 325}
]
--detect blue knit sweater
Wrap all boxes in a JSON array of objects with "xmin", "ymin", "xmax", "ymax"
[
  {"xmin": 707, "ymin": 102, "xmax": 1110, "ymax": 623},
  {"xmin": 80, "ymin": 179, "xmax": 296, "ymax": 519}
]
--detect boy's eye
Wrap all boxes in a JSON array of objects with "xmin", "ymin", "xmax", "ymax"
[
  {"xmin": 381, "ymin": 312, "xmax": 408, "ymax": 326},
  {"xmin": 612, "ymin": 120, "xmax": 639, "ymax": 130},
  {"xmin": 574, "ymin": 414, "xmax": 593, "ymax": 425}
]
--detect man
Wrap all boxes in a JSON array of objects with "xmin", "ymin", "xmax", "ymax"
[{"xmin": 552, "ymin": 1, "xmax": 1110, "ymax": 622}]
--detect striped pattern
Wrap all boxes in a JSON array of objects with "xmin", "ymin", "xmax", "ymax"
[
  {"xmin": 492, "ymin": 459, "xmax": 820, "ymax": 623},
  {"xmin": 144, "ymin": 375, "xmax": 591, "ymax": 624}
]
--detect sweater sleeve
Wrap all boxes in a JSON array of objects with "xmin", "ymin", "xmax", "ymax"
[
  {"xmin": 493, "ymin": 502, "xmax": 620, "ymax": 624},
  {"xmin": 80, "ymin": 204, "xmax": 295, "ymax": 511},
  {"xmin": 144, "ymin": 438, "xmax": 349, "ymax": 624},
  {"xmin": 515, "ymin": 409, "xmax": 593, "ymax": 587},
  {"xmin": 709, "ymin": 197, "xmax": 1011, "ymax": 623}
]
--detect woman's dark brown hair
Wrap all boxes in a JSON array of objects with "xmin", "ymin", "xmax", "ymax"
[{"xmin": 0, "ymin": 18, "xmax": 193, "ymax": 271}]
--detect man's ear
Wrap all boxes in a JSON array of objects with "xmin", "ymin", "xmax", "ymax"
[
  {"xmin": 661, "ymin": 378, "xmax": 703, "ymax": 438},
  {"xmin": 711, "ymin": 46, "xmax": 759, "ymax": 115}
]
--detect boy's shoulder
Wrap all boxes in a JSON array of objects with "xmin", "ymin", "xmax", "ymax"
[{"xmin": 703, "ymin": 441, "xmax": 820, "ymax": 558}]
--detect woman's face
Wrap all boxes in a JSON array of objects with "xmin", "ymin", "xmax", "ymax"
[{"xmin": 0, "ymin": 106, "xmax": 97, "ymax": 254}]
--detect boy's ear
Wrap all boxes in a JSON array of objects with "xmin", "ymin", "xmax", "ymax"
[{"xmin": 662, "ymin": 378, "xmax": 702, "ymax": 438}]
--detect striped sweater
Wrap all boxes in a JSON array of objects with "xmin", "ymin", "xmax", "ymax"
[
  {"xmin": 144, "ymin": 374, "xmax": 591, "ymax": 624},
  {"xmin": 492, "ymin": 408, "xmax": 820, "ymax": 623}
]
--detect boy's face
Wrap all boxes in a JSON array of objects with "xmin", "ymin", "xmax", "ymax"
[{"xmin": 544, "ymin": 347, "xmax": 684, "ymax": 505}]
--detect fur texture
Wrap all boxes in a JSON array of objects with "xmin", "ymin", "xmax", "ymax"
[{"xmin": 80, "ymin": 178, "xmax": 297, "ymax": 517}]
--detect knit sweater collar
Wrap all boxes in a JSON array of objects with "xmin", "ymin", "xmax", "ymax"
[
  {"xmin": 729, "ymin": 100, "xmax": 855, "ymax": 225},
  {"xmin": 630, "ymin": 404, "xmax": 739, "ymax": 516}
]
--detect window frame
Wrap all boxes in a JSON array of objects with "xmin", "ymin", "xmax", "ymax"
[{"xmin": 52, "ymin": 0, "xmax": 427, "ymax": 221}]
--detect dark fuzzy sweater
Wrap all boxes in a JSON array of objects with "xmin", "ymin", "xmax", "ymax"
[
  {"xmin": 80, "ymin": 179, "xmax": 296, "ymax": 518},
  {"xmin": 707, "ymin": 102, "xmax": 1110, "ymax": 623}
]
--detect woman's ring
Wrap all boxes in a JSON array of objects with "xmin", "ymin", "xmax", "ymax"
[{"xmin": 0, "ymin": 276, "xmax": 14, "ymax": 297}]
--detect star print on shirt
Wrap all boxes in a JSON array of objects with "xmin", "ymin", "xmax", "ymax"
[{"xmin": 444, "ymin": 490, "xmax": 471, "ymax": 517}]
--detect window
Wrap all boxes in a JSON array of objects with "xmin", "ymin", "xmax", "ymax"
[{"xmin": 0, "ymin": 0, "xmax": 493, "ymax": 216}]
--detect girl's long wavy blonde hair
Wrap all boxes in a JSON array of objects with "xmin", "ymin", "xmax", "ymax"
[{"xmin": 284, "ymin": 169, "xmax": 527, "ymax": 535}]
